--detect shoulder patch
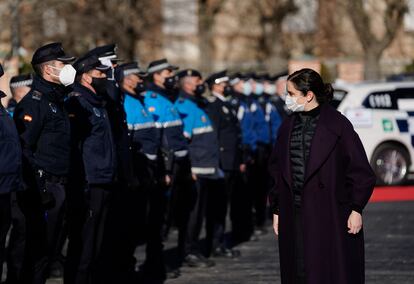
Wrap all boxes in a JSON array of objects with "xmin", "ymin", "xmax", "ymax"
[
  {"xmin": 151, "ymin": 92, "xmax": 157, "ymax": 98},
  {"xmin": 68, "ymin": 92, "xmax": 81, "ymax": 98},
  {"xmin": 23, "ymin": 114, "xmax": 33, "ymax": 122},
  {"xmin": 31, "ymin": 91, "xmax": 42, "ymax": 101}
]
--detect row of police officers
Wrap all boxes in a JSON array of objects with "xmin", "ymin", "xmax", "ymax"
[{"xmin": 0, "ymin": 42, "xmax": 288, "ymax": 284}]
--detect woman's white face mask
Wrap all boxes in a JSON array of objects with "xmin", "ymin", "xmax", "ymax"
[
  {"xmin": 48, "ymin": 64, "xmax": 77, "ymax": 86},
  {"xmin": 285, "ymin": 94, "xmax": 307, "ymax": 112}
]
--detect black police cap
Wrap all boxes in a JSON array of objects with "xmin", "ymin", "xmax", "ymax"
[
  {"xmin": 176, "ymin": 69, "xmax": 202, "ymax": 80},
  {"xmin": 31, "ymin": 42, "xmax": 75, "ymax": 65},
  {"xmin": 10, "ymin": 74, "xmax": 33, "ymax": 89},
  {"xmin": 73, "ymin": 54, "xmax": 110, "ymax": 75},
  {"xmin": 116, "ymin": 62, "xmax": 147, "ymax": 81},
  {"xmin": 147, "ymin": 58, "xmax": 179, "ymax": 74},
  {"xmin": 205, "ymin": 70, "xmax": 228, "ymax": 87},
  {"xmin": 85, "ymin": 44, "xmax": 121, "ymax": 61}
]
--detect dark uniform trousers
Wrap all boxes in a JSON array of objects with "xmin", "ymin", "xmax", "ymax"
[
  {"xmin": 18, "ymin": 178, "xmax": 66, "ymax": 284},
  {"xmin": 166, "ymin": 157, "xmax": 196, "ymax": 261},
  {"xmin": 294, "ymin": 206, "xmax": 306, "ymax": 284},
  {"xmin": 6, "ymin": 192, "xmax": 26, "ymax": 284},
  {"xmin": 185, "ymin": 177, "xmax": 225, "ymax": 257},
  {"xmin": 0, "ymin": 192, "xmax": 11, "ymax": 281},
  {"xmin": 251, "ymin": 143, "xmax": 272, "ymax": 229},
  {"xmin": 68, "ymin": 184, "xmax": 112, "ymax": 284}
]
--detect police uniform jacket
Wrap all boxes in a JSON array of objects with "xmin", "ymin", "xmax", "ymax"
[
  {"xmin": 175, "ymin": 91, "xmax": 220, "ymax": 176},
  {"xmin": 13, "ymin": 75, "xmax": 71, "ymax": 177},
  {"xmin": 145, "ymin": 84, "xmax": 188, "ymax": 171},
  {"xmin": 65, "ymin": 83, "xmax": 116, "ymax": 185},
  {"xmin": 0, "ymin": 100, "xmax": 21, "ymax": 193},
  {"xmin": 204, "ymin": 92, "xmax": 242, "ymax": 171}
]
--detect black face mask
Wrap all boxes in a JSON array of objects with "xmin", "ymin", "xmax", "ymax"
[
  {"xmin": 163, "ymin": 76, "xmax": 178, "ymax": 90},
  {"xmin": 134, "ymin": 83, "xmax": 146, "ymax": 95},
  {"xmin": 194, "ymin": 84, "xmax": 206, "ymax": 96},
  {"xmin": 223, "ymin": 85, "xmax": 233, "ymax": 97},
  {"xmin": 91, "ymin": 77, "xmax": 108, "ymax": 96}
]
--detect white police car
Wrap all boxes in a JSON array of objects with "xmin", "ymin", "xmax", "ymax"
[{"xmin": 332, "ymin": 81, "xmax": 414, "ymax": 185}]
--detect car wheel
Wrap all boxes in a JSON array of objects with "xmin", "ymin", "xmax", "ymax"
[{"xmin": 371, "ymin": 143, "xmax": 410, "ymax": 186}]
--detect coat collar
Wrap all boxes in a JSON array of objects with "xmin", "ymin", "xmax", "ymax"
[
  {"xmin": 279, "ymin": 103, "xmax": 342, "ymax": 188},
  {"xmin": 73, "ymin": 82, "xmax": 104, "ymax": 107},
  {"xmin": 32, "ymin": 75, "xmax": 68, "ymax": 103}
]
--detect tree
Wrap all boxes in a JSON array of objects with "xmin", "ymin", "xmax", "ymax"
[
  {"xmin": 255, "ymin": 0, "xmax": 297, "ymax": 70},
  {"xmin": 347, "ymin": 0, "xmax": 408, "ymax": 80},
  {"xmin": 198, "ymin": 0, "xmax": 228, "ymax": 73}
]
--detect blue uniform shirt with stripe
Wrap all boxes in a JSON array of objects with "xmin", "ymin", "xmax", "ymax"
[
  {"xmin": 250, "ymin": 98, "xmax": 271, "ymax": 145},
  {"xmin": 144, "ymin": 84, "xmax": 188, "ymax": 159},
  {"xmin": 123, "ymin": 93, "xmax": 160, "ymax": 159},
  {"xmin": 174, "ymin": 92, "xmax": 220, "ymax": 176}
]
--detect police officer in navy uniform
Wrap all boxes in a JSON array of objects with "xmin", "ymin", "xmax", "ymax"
[
  {"xmin": 0, "ymin": 64, "xmax": 22, "ymax": 282},
  {"xmin": 145, "ymin": 59, "xmax": 193, "ymax": 274},
  {"xmin": 4, "ymin": 73, "xmax": 32, "ymax": 284},
  {"xmin": 204, "ymin": 70, "xmax": 244, "ymax": 258},
  {"xmin": 13, "ymin": 42, "xmax": 76, "ymax": 284},
  {"xmin": 117, "ymin": 62, "xmax": 168, "ymax": 282},
  {"xmin": 64, "ymin": 53, "xmax": 116, "ymax": 284},
  {"xmin": 175, "ymin": 69, "xmax": 218, "ymax": 268}
]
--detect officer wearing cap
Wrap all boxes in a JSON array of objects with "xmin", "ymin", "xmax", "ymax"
[
  {"xmin": 262, "ymin": 74, "xmax": 282, "ymax": 145},
  {"xmin": 145, "ymin": 58, "xmax": 192, "ymax": 276},
  {"xmin": 13, "ymin": 42, "xmax": 75, "ymax": 284},
  {"xmin": 64, "ymin": 53, "xmax": 116, "ymax": 284},
  {"xmin": 204, "ymin": 70, "xmax": 244, "ymax": 258},
  {"xmin": 3, "ymin": 73, "xmax": 32, "ymax": 284},
  {"xmin": 0, "ymin": 63, "xmax": 22, "ymax": 282},
  {"xmin": 175, "ymin": 69, "xmax": 219, "ymax": 268},
  {"xmin": 245, "ymin": 73, "xmax": 274, "ymax": 236},
  {"xmin": 85, "ymin": 44, "xmax": 136, "ymax": 190},
  {"xmin": 117, "ymin": 62, "xmax": 167, "ymax": 281},
  {"xmin": 7, "ymin": 74, "xmax": 33, "ymax": 115},
  {"xmin": 227, "ymin": 73, "xmax": 258, "ymax": 242}
]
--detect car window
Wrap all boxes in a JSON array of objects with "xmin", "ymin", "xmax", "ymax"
[
  {"xmin": 330, "ymin": 89, "xmax": 348, "ymax": 109},
  {"xmin": 362, "ymin": 88, "xmax": 414, "ymax": 110}
]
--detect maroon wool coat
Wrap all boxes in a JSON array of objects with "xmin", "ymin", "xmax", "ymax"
[{"xmin": 268, "ymin": 104, "xmax": 376, "ymax": 284}]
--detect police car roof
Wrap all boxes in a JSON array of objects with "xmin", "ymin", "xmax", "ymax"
[{"xmin": 333, "ymin": 80, "xmax": 414, "ymax": 92}]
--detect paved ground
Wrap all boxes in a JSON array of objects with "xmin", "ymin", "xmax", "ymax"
[{"xmin": 4, "ymin": 200, "xmax": 414, "ymax": 284}]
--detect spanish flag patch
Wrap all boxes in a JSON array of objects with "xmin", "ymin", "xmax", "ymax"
[
  {"xmin": 148, "ymin": 107, "xmax": 156, "ymax": 112},
  {"xmin": 23, "ymin": 115, "xmax": 33, "ymax": 122}
]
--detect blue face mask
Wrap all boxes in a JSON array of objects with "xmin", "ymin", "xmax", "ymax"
[
  {"xmin": 242, "ymin": 81, "xmax": 252, "ymax": 96},
  {"xmin": 254, "ymin": 83, "xmax": 264, "ymax": 95}
]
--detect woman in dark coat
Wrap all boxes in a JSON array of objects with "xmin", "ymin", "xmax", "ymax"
[{"xmin": 269, "ymin": 68, "xmax": 376, "ymax": 284}]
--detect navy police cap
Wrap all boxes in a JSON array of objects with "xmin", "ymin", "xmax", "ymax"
[
  {"xmin": 31, "ymin": 42, "xmax": 75, "ymax": 65},
  {"xmin": 147, "ymin": 58, "xmax": 179, "ymax": 74},
  {"xmin": 73, "ymin": 54, "xmax": 110, "ymax": 74}
]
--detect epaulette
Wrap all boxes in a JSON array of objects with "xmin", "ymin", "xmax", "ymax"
[
  {"xmin": 31, "ymin": 91, "xmax": 42, "ymax": 101},
  {"xmin": 178, "ymin": 97, "xmax": 185, "ymax": 103},
  {"xmin": 206, "ymin": 96, "xmax": 216, "ymax": 103}
]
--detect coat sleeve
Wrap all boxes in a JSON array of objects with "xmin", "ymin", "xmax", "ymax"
[
  {"xmin": 342, "ymin": 119, "xmax": 376, "ymax": 214},
  {"xmin": 13, "ymin": 97, "xmax": 44, "ymax": 172}
]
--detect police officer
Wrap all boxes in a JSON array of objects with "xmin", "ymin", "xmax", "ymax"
[
  {"xmin": 246, "ymin": 74, "xmax": 273, "ymax": 235},
  {"xmin": 13, "ymin": 42, "xmax": 75, "ymax": 284},
  {"xmin": 65, "ymin": 53, "xmax": 115, "ymax": 284},
  {"xmin": 5, "ymin": 73, "xmax": 32, "ymax": 284},
  {"xmin": 204, "ymin": 70, "xmax": 244, "ymax": 257},
  {"xmin": 175, "ymin": 69, "xmax": 218, "ymax": 268},
  {"xmin": 117, "ymin": 62, "xmax": 167, "ymax": 281},
  {"xmin": 262, "ymin": 74, "xmax": 282, "ymax": 145},
  {"xmin": 0, "ymin": 63, "xmax": 22, "ymax": 282},
  {"xmin": 145, "ymin": 58, "xmax": 193, "ymax": 272},
  {"xmin": 227, "ymin": 73, "xmax": 257, "ymax": 242}
]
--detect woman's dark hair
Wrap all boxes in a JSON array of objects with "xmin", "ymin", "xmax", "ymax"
[{"xmin": 287, "ymin": 68, "xmax": 333, "ymax": 104}]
